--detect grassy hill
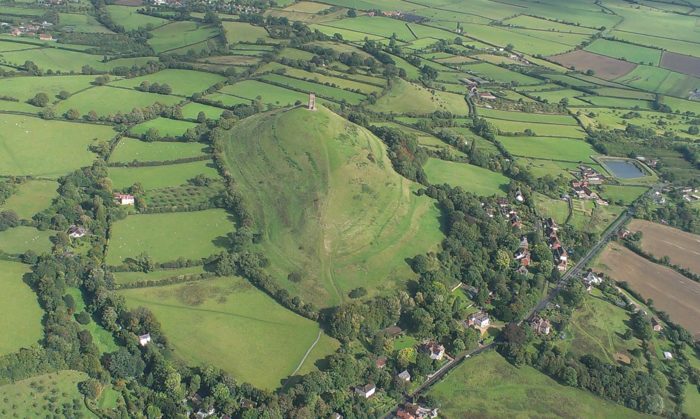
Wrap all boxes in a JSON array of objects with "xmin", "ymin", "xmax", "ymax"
[{"xmin": 221, "ymin": 106, "xmax": 442, "ymax": 307}]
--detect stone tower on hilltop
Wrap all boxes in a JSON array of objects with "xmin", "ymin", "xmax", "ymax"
[{"xmin": 308, "ymin": 93, "xmax": 317, "ymax": 111}]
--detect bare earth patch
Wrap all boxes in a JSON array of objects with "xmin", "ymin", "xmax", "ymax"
[
  {"xmin": 628, "ymin": 219, "xmax": 700, "ymax": 274},
  {"xmin": 661, "ymin": 51, "xmax": 700, "ymax": 78},
  {"xmin": 549, "ymin": 50, "xmax": 637, "ymax": 80},
  {"xmin": 596, "ymin": 242, "xmax": 700, "ymax": 338}
]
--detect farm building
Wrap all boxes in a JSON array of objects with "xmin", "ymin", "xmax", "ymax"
[
  {"xmin": 115, "ymin": 193, "xmax": 135, "ymax": 206},
  {"xmin": 138, "ymin": 333, "xmax": 151, "ymax": 346},
  {"xmin": 67, "ymin": 225, "xmax": 87, "ymax": 238}
]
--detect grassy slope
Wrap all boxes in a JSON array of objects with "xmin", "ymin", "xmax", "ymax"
[
  {"xmin": 429, "ymin": 351, "xmax": 650, "ymax": 419},
  {"xmin": 0, "ymin": 180, "xmax": 57, "ymax": 220},
  {"xmin": 221, "ymin": 106, "xmax": 442, "ymax": 307},
  {"xmin": 119, "ymin": 276, "xmax": 337, "ymax": 389},
  {"xmin": 0, "ymin": 261, "xmax": 43, "ymax": 355},
  {"xmin": 0, "ymin": 371, "xmax": 95, "ymax": 418},
  {"xmin": 423, "ymin": 158, "xmax": 509, "ymax": 196},
  {"xmin": 108, "ymin": 159, "xmax": 219, "ymax": 190},
  {"xmin": 0, "ymin": 226, "xmax": 53, "ymax": 254},
  {"xmin": 369, "ymin": 79, "xmax": 467, "ymax": 115}
]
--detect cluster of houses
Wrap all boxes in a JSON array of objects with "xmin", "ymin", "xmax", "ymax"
[
  {"xmin": 544, "ymin": 218, "xmax": 568, "ymax": 272},
  {"xmin": 2, "ymin": 21, "xmax": 54, "ymax": 40},
  {"xmin": 570, "ymin": 166, "xmax": 609, "ymax": 205},
  {"xmin": 681, "ymin": 187, "xmax": 699, "ymax": 202},
  {"xmin": 395, "ymin": 403, "xmax": 439, "ymax": 419},
  {"xmin": 492, "ymin": 196, "xmax": 523, "ymax": 229}
]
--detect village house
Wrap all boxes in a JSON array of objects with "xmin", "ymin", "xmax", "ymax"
[
  {"xmin": 509, "ymin": 212, "xmax": 522, "ymax": 229},
  {"xmin": 577, "ymin": 165, "xmax": 604, "ymax": 184},
  {"xmin": 554, "ymin": 247, "xmax": 568, "ymax": 271},
  {"xmin": 582, "ymin": 271, "xmax": 602, "ymax": 290},
  {"xmin": 397, "ymin": 370, "xmax": 411, "ymax": 382},
  {"xmin": 138, "ymin": 333, "xmax": 151, "ymax": 347},
  {"xmin": 530, "ymin": 316, "xmax": 551, "ymax": 335},
  {"xmin": 651, "ymin": 317, "xmax": 663, "ymax": 332},
  {"xmin": 421, "ymin": 341, "xmax": 445, "ymax": 360},
  {"xmin": 664, "ymin": 351, "xmax": 673, "ymax": 360},
  {"xmin": 467, "ymin": 311, "xmax": 490, "ymax": 329},
  {"xmin": 396, "ymin": 404, "xmax": 439, "ymax": 419},
  {"xmin": 115, "ymin": 193, "xmax": 135, "ymax": 206},
  {"xmin": 544, "ymin": 217, "xmax": 558, "ymax": 233},
  {"xmin": 331, "ymin": 413, "xmax": 343, "ymax": 419},
  {"xmin": 515, "ymin": 189, "xmax": 525, "ymax": 202},
  {"xmin": 38, "ymin": 33, "xmax": 54, "ymax": 41},
  {"xmin": 355, "ymin": 383, "xmax": 376, "ymax": 398},
  {"xmin": 67, "ymin": 225, "xmax": 87, "ymax": 238}
]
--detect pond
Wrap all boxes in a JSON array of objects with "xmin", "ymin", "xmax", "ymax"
[{"xmin": 604, "ymin": 159, "xmax": 645, "ymax": 179}]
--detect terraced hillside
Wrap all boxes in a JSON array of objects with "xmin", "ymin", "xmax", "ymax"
[{"xmin": 222, "ymin": 106, "xmax": 442, "ymax": 307}]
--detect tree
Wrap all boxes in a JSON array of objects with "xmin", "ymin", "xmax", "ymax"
[
  {"xmin": 105, "ymin": 348, "xmax": 146, "ymax": 379},
  {"xmin": 65, "ymin": 108, "xmax": 81, "ymax": 120},
  {"xmin": 689, "ymin": 125, "xmax": 699, "ymax": 135},
  {"xmin": 197, "ymin": 111, "xmax": 207, "ymax": 123},
  {"xmin": 347, "ymin": 9, "xmax": 357, "ymax": 17},
  {"xmin": 143, "ymin": 128, "xmax": 160, "ymax": 142},
  {"xmin": 78, "ymin": 379, "xmax": 102, "ymax": 400},
  {"xmin": 57, "ymin": 90, "xmax": 71, "ymax": 100},
  {"xmin": 29, "ymin": 92, "xmax": 50, "ymax": 107}
]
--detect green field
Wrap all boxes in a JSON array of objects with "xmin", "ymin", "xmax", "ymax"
[
  {"xmin": 0, "ymin": 226, "xmax": 53, "ymax": 254},
  {"xmin": 259, "ymin": 73, "xmax": 366, "ymax": 104},
  {"xmin": 0, "ymin": 115, "xmax": 112, "ymax": 177},
  {"xmin": 0, "ymin": 261, "xmax": 43, "ymax": 355},
  {"xmin": 222, "ymin": 21, "xmax": 274, "ymax": 44},
  {"xmin": 108, "ymin": 159, "xmax": 219, "ymax": 190},
  {"xmin": 148, "ymin": 21, "xmax": 220, "ymax": 53},
  {"xmin": 58, "ymin": 12, "xmax": 113, "ymax": 33},
  {"xmin": 219, "ymin": 80, "xmax": 309, "ymax": 105},
  {"xmin": 110, "ymin": 137, "xmax": 207, "ymax": 163},
  {"xmin": 369, "ymin": 79, "xmax": 467, "ymax": 115},
  {"xmin": 478, "ymin": 108, "xmax": 577, "ymax": 125},
  {"xmin": 119, "ymin": 276, "xmax": 338, "ymax": 389},
  {"xmin": 221, "ymin": 107, "xmax": 443, "ymax": 307},
  {"xmin": 65, "ymin": 287, "xmax": 118, "ymax": 354},
  {"xmin": 615, "ymin": 65, "xmax": 700, "ymax": 97},
  {"xmin": 106, "ymin": 5, "xmax": 168, "ymax": 30},
  {"xmin": 497, "ymin": 136, "xmax": 596, "ymax": 163},
  {"xmin": 0, "ymin": 180, "xmax": 57, "ymax": 220},
  {"xmin": 109, "ymin": 69, "xmax": 225, "ymax": 97},
  {"xmin": 107, "ymin": 209, "xmax": 234, "ymax": 265},
  {"xmin": 128, "ymin": 117, "xmax": 198, "ymax": 138},
  {"xmin": 599, "ymin": 185, "xmax": 649, "ymax": 205},
  {"xmin": 0, "ymin": 371, "xmax": 95, "ymax": 418},
  {"xmin": 585, "ymin": 39, "xmax": 662, "ymax": 65},
  {"xmin": 423, "ymin": 158, "xmax": 509, "ymax": 196},
  {"xmin": 0, "ymin": 74, "xmax": 96, "ymax": 103},
  {"xmin": 487, "ymin": 118, "xmax": 586, "ymax": 138},
  {"xmin": 429, "ymin": 351, "xmax": 650, "ymax": 418},
  {"xmin": 180, "ymin": 102, "xmax": 226, "ymax": 120},
  {"xmin": 56, "ymin": 86, "xmax": 182, "ymax": 116},
  {"xmin": 0, "ymin": 48, "xmax": 152, "ymax": 73},
  {"xmin": 534, "ymin": 193, "xmax": 570, "ymax": 224}
]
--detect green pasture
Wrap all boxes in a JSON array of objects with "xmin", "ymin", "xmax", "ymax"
[
  {"xmin": 487, "ymin": 118, "xmax": 586, "ymax": 138},
  {"xmin": 0, "ymin": 74, "xmax": 95, "ymax": 102},
  {"xmin": 109, "ymin": 69, "xmax": 225, "ymax": 97},
  {"xmin": 0, "ymin": 226, "xmax": 53, "ymax": 254},
  {"xmin": 454, "ymin": 22, "xmax": 584, "ymax": 56},
  {"xmin": 0, "ymin": 114, "xmax": 110, "ymax": 177},
  {"xmin": 599, "ymin": 185, "xmax": 649, "ymax": 205},
  {"xmin": 221, "ymin": 107, "xmax": 443, "ymax": 307},
  {"xmin": 429, "ymin": 351, "xmax": 649, "ymax": 419},
  {"xmin": 0, "ymin": 371, "xmax": 95, "ymax": 418},
  {"xmin": 0, "ymin": 260, "xmax": 43, "ymax": 355},
  {"xmin": 569, "ymin": 202, "xmax": 624, "ymax": 234},
  {"xmin": 0, "ymin": 180, "xmax": 57, "ymax": 220},
  {"xmin": 110, "ymin": 137, "xmax": 207, "ymax": 163},
  {"xmin": 518, "ymin": 158, "xmax": 587, "ymax": 179},
  {"xmin": 560, "ymin": 289, "xmax": 642, "ymax": 365},
  {"xmin": 585, "ymin": 39, "xmax": 662, "ymax": 65},
  {"xmin": 275, "ymin": 66, "xmax": 383, "ymax": 94},
  {"xmin": 259, "ymin": 73, "xmax": 366, "ymax": 104},
  {"xmin": 503, "ymin": 14, "xmax": 598, "ymax": 34},
  {"xmin": 108, "ymin": 159, "xmax": 219, "ymax": 190},
  {"xmin": 203, "ymin": 92, "xmax": 252, "ymax": 107},
  {"xmin": 222, "ymin": 21, "xmax": 273, "ymax": 44},
  {"xmin": 478, "ymin": 108, "xmax": 577, "ymax": 125},
  {"xmin": 497, "ymin": 136, "xmax": 596, "ymax": 163},
  {"xmin": 322, "ymin": 16, "xmax": 415, "ymax": 41},
  {"xmin": 113, "ymin": 266, "xmax": 206, "ymax": 286},
  {"xmin": 308, "ymin": 24, "xmax": 384, "ymax": 42},
  {"xmin": 615, "ymin": 65, "xmax": 700, "ymax": 97},
  {"xmin": 65, "ymin": 287, "xmax": 118, "ymax": 354},
  {"xmin": 463, "ymin": 61, "xmax": 541, "ymax": 85},
  {"xmin": 220, "ymin": 79, "xmax": 308, "ymax": 105},
  {"xmin": 180, "ymin": 102, "xmax": 226, "ymax": 120},
  {"xmin": 423, "ymin": 158, "xmax": 508, "ymax": 196},
  {"xmin": 58, "ymin": 12, "xmax": 113, "ymax": 33},
  {"xmin": 610, "ymin": 31, "xmax": 699, "ymax": 59},
  {"xmin": 0, "ymin": 48, "xmax": 151, "ymax": 73},
  {"xmin": 522, "ymin": 88, "xmax": 591, "ymax": 106},
  {"xmin": 369, "ymin": 79, "xmax": 467, "ymax": 115},
  {"xmin": 581, "ymin": 96, "xmax": 653, "ymax": 109},
  {"xmin": 107, "ymin": 209, "xmax": 234, "ymax": 265},
  {"xmin": 119, "ymin": 276, "xmax": 338, "ymax": 389},
  {"xmin": 533, "ymin": 193, "xmax": 569, "ymax": 224},
  {"xmin": 56, "ymin": 86, "xmax": 182, "ymax": 116},
  {"xmin": 129, "ymin": 117, "xmax": 198, "ymax": 138},
  {"xmin": 148, "ymin": 21, "xmax": 220, "ymax": 53},
  {"xmin": 106, "ymin": 5, "xmax": 168, "ymax": 30}
]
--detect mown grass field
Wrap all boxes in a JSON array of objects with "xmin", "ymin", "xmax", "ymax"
[
  {"xmin": 110, "ymin": 137, "xmax": 207, "ymax": 163},
  {"xmin": 219, "ymin": 79, "xmax": 308, "ymax": 105},
  {"xmin": 107, "ymin": 209, "xmax": 234, "ymax": 265},
  {"xmin": 0, "ymin": 180, "xmax": 57, "ymax": 220},
  {"xmin": 0, "ymin": 115, "xmax": 111, "ymax": 177},
  {"xmin": 222, "ymin": 21, "xmax": 273, "ymax": 44},
  {"xmin": 429, "ymin": 351, "xmax": 648, "ymax": 419},
  {"xmin": 0, "ymin": 226, "xmax": 53, "ymax": 254},
  {"xmin": 0, "ymin": 260, "xmax": 43, "ymax": 356},
  {"xmin": 180, "ymin": 102, "xmax": 226, "ymax": 120},
  {"xmin": 109, "ymin": 69, "xmax": 225, "ymax": 97},
  {"xmin": 148, "ymin": 21, "xmax": 220, "ymax": 53},
  {"xmin": 128, "ymin": 117, "xmax": 197, "ymax": 138},
  {"xmin": 584, "ymin": 39, "xmax": 662, "ymax": 66},
  {"xmin": 533, "ymin": 193, "xmax": 569, "ymax": 224},
  {"xmin": 0, "ymin": 371, "xmax": 95, "ymax": 418},
  {"xmin": 497, "ymin": 136, "xmax": 596, "ymax": 163},
  {"xmin": 258, "ymin": 73, "xmax": 366, "ymax": 104},
  {"xmin": 423, "ymin": 158, "xmax": 508, "ymax": 196},
  {"xmin": 55, "ymin": 86, "xmax": 182, "ymax": 116},
  {"xmin": 599, "ymin": 185, "xmax": 648, "ymax": 205},
  {"xmin": 119, "ymin": 276, "xmax": 338, "ymax": 389},
  {"xmin": 0, "ymin": 74, "xmax": 96, "ymax": 103},
  {"xmin": 108, "ymin": 159, "xmax": 219, "ymax": 190},
  {"xmin": 113, "ymin": 266, "xmax": 206, "ymax": 286},
  {"xmin": 106, "ymin": 5, "xmax": 168, "ymax": 30},
  {"xmin": 221, "ymin": 107, "xmax": 443, "ymax": 307}
]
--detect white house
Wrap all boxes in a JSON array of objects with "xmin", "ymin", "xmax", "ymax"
[
  {"xmin": 115, "ymin": 193, "xmax": 135, "ymax": 206},
  {"xmin": 468, "ymin": 312, "xmax": 490, "ymax": 329},
  {"xmin": 67, "ymin": 225, "xmax": 87, "ymax": 238},
  {"xmin": 663, "ymin": 351, "xmax": 673, "ymax": 360},
  {"xmin": 355, "ymin": 384, "xmax": 376, "ymax": 398},
  {"xmin": 138, "ymin": 333, "xmax": 151, "ymax": 347},
  {"xmin": 397, "ymin": 370, "xmax": 411, "ymax": 382}
]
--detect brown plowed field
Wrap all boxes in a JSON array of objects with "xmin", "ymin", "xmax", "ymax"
[
  {"xmin": 629, "ymin": 219, "xmax": 700, "ymax": 274},
  {"xmin": 596, "ymin": 242, "xmax": 700, "ymax": 337},
  {"xmin": 661, "ymin": 51, "xmax": 700, "ymax": 78},
  {"xmin": 549, "ymin": 50, "xmax": 636, "ymax": 80}
]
